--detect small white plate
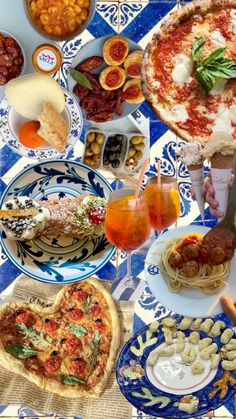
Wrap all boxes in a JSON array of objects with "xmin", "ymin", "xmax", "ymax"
[
  {"xmin": 145, "ymin": 225, "xmax": 236, "ymax": 317},
  {"xmin": 0, "ymin": 87, "xmax": 83, "ymax": 159}
]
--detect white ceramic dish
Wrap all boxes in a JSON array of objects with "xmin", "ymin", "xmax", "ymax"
[
  {"xmin": 145, "ymin": 225, "xmax": 236, "ymax": 318},
  {"xmin": 0, "ymin": 86, "xmax": 83, "ymax": 159}
]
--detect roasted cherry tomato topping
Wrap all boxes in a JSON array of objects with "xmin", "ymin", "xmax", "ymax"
[
  {"xmin": 73, "ymin": 290, "xmax": 88, "ymax": 302},
  {"xmin": 44, "ymin": 320, "xmax": 59, "ymax": 333},
  {"xmin": 67, "ymin": 308, "xmax": 83, "ymax": 321},
  {"xmin": 95, "ymin": 322, "xmax": 106, "ymax": 332},
  {"xmin": 44, "ymin": 355, "xmax": 61, "ymax": 373},
  {"xmin": 126, "ymin": 63, "xmax": 141, "ymax": 76},
  {"xmin": 71, "ymin": 358, "xmax": 87, "ymax": 375},
  {"xmin": 109, "ymin": 42, "xmax": 126, "ymax": 61},
  {"xmin": 89, "ymin": 305, "xmax": 102, "ymax": 317},
  {"xmin": 178, "ymin": 235, "xmax": 198, "ymax": 249},
  {"xmin": 64, "ymin": 336, "xmax": 80, "ymax": 354},
  {"xmin": 105, "ymin": 70, "xmax": 120, "ymax": 87},
  {"xmin": 15, "ymin": 311, "xmax": 34, "ymax": 326}
]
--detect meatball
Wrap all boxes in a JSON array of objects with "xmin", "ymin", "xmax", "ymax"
[
  {"xmin": 168, "ymin": 251, "xmax": 183, "ymax": 269},
  {"xmin": 181, "ymin": 244, "xmax": 200, "ymax": 262},
  {"xmin": 183, "ymin": 260, "xmax": 199, "ymax": 278},
  {"xmin": 209, "ymin": 246, "xmax": 225, "ymax": 265}
]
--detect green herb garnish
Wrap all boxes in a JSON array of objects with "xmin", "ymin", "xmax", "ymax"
[
  {"xmin": 70, "ymin": 69, "xmax": 93, "ymax": 90},
  {"xmin": 192, "ymin": 37, "xmax": 236, "ymax": 93},
  {"xmin": 60, "ymin": 374, "xmax": 85, "ymax": 385},
  {"xmin": 16, "ymin": 323, "xmax": 52, "ymax": 349},
  {"xmin": 83, "ymin": 295, "xmax": 91, "ymax": 315},
  {"xmin": 6, "ymin": 344, "xmax": 37, "ymax": 359},
  {"xmin": 69, "ymin": 324, "xmax": 87, "ymax": 337},
  {"xmin": 87, "ymin": 331, "xmax": 100, "ymax": 379}
]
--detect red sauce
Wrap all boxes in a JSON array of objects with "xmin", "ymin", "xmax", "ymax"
[
  {"xmin": 124, "ymin": 84, "xmax": 140, "ymax": 100},
  {"xmin": 214, "ymin": 9, "xmax": 232, "ymax": 39},
  {"xmin": 176, "ymin": 79, "xmax": 198, "ymax": 100},
  {"xmin": 177, "ymin": 98, "xmax": 213, "ymax": 137},
  {"xmin": 109, "ymin": 41, "xmax": 127, "ymax": 61},
  {"xmin": 126, "ymin": 63, "xmax": 141, "ymax": 76},
  {"xmin": 205, "ymin": 94, "xmax": 221, "ymax": 113},
  {"xmin": 105, "ymin": 69, "xmax": 120, "ymax": 87}
]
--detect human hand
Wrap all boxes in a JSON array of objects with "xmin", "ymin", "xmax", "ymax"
[
  {"xmin": 220, "ymin": 295, "xmax": 236, "ymax": 326},
  {"xmin": 191, "ymin": 172, "xmax": 233, "ymax": 218}
]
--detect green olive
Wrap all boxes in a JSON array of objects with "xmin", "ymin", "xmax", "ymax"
[
  {"xmin": 86, "ymin": 132, "xmax": 95, "ymax": 142},
  {"xmin": 96, "ymin": 133, "xmax": 105, "ymax": 144},
  {"xmin": 84, "ymin": 157, "xmax": 94, "ymax": 165},
  {"xmin": 135, "ymin": 142, "xmax": 145, "ymax": 151},
  {"xmin": 127, "ymin": 147, "xmax": 136, "ymax": 158},
  {"xmin": 91, "ymin": 142, "xmax": 101, "ymax": 155},
  {"xmin": 130, "ymin": 135, "xmax": 144, "ymax": 145},
  {"xmin": 134, "ymin": 150, "xmax": 143, "ymax": 160},
  {"xmin": 85, "ymin": 148, "xmax": 93, "ymax": 156}
]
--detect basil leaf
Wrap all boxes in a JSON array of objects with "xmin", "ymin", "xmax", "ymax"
[
  {"xmin": 69, "ymin": 324, "xmax": 87, "ymax": 337},
  {"xmin": 83, "ymin": 295, "xmax": 91, "ymax": 314},
  {"xmin": 60, "ymin": 374, "xmax": 85, "ymax": 385},
  {"xmin": 6, "ymin": 344, "xmax": 37, "ymax": 359},
  {"xmin": 70, "ymin": 70, "xmax": 93, "ymax": 90},
  {"xmin": 196, "ymin": 68, "xmax": 215, "ymax": 93},
  {"xmin": 200, "ymin": 47, "xmax": 226, "ymax": 67},
  {"xmin": 192, "ymin": 36, "xmax": 205, "ymax": 62}
]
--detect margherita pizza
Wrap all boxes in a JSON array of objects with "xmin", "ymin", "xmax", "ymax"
[
  {"xmin": 0, "ymin": 279, "xmax": 120, "ymax": 398},
  {"xmin": 142, "ymin": 0, "xmax": 236, "ymax": 142}
]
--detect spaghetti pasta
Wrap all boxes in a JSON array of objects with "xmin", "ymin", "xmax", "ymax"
[{"xmin": 159, "ymin": 235, "xmax": 229, "ymax": 295}]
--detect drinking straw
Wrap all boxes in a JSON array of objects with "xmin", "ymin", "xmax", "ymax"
[
  {"xmin": 134, "ymin": 158, "xmax": 149, "ymax": 199},
  {"xmin": 157, "ymin": 159, "xmax": 161, "ymax": 188}
]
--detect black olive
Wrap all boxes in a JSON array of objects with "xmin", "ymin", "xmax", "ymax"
[
  {"xmin": 51, "ymin": 351, "xmax": 58, "ymax": 356},
  {"xmin": 94, "ymin": 301, "xmax": 98, "ymax": 305},
  {"xmin": 44, "ymin": 318, "xmax": 50, "ymax": 323},
  {"xmin": 112, "ymin": 159, "xmax": 120, "ymax": 168},
  {"xmin": 75, "ymin": 287, "xmax": 81, "ymax": 291},
  {"xmin": 103, "ymin": 158, "xmax": 109, "ymax": 166},
  {"xmin": 67, "ymin": 307, "xmax": 73, "ymax": 312},
  {"xmin": 95, "ymin": 319, "xmax": 102, "ymax": 323},
  {"xmin": 14, "ymin": 310, "xmax": 23, "ymax": 317},
  {"xmin": 116, "ymin": 135, "xmax": 124, "ymax": 141},
  {"xmin": 75, "ymin": 357, "xmax": 83, "ymax": 362},
  {"xmin": 61, "ymin": 338, "xmax": 66, "ymax": 344}
]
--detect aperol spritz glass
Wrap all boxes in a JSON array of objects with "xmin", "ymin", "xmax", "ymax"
[
  {"xmin": 145, "ymin": 176, "xmax": 180, "ymax": 232},
  {"xmin": 105, "ymin": 188, "xmax": 151, "ymax": 298}
]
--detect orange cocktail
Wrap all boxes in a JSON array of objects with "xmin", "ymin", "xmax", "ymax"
[
  {"xmin": 105, "ymin": 194, "xmax": 150, "ymax": 252},
  {"xmin": 145, "ymin": 176, "xmax": 180, "ymax": 232}
]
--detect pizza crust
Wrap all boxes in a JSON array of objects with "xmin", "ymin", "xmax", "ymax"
[
  {"xmin": 142, "ymin": 0, "xmax": 236, "ymax": 142},
  {"xmin": 0, "ymin": 278, "xmax": 120, "ymax": 398}
]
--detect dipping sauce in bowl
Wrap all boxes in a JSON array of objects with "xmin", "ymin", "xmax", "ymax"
[
  {"xmin": 25, "ymin": 0, "xmax": 94, "ymax": 41},
  {"xmin": 0, "ymin": 32, "xmax": 25, "ymax": 85}
]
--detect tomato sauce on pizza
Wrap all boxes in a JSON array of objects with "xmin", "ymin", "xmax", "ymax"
[{"xmin": 142, "ymin": 0, "xmax": 236, "ymax": 142}]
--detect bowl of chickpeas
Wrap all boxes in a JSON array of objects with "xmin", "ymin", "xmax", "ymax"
[{"xmin": 25, "ymin": 0, "xmax": 96, "ymax": 41}]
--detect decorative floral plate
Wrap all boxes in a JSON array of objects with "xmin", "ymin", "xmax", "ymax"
[
  {"xmin": 145, "ymin": 225, "xmax": 236, "ymax": 318},
  {"xmin": 67, "ymin": 35, "xmax": 143, "ymax": 121},
  {"xmin": 0, "ymin": 88, "xmax": 83, "ymax": 159},
  {"xmin": 0, "ymin": 160, "xmax": 115, "ymax": 283},
  {"xmin": 116, "ymin": 315, "xmax": 236, "ymax": 418}
]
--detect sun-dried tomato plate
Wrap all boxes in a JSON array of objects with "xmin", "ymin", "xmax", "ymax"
[{"xmin": 67, "ymin": 35, "xmax": 143, "ymax": 122}]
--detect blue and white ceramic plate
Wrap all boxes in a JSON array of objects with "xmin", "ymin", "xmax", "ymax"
[
  {"xmin": 0, "ymin": 160, "xmax": 115, "ymax": 283},
  {"xmin": 0, "ymin": 88, "xmax": 83, "ymax": 159},
  {"xmin": 116, "ymin": 314, "xmax": 236, "ymax": 418},
  {"xmin": 145, "ymin": 225, "xmax": 236, "ymax": 318},
  {"xmin": 67, "ymin": 35, "xmax": 143, "ymax": 121}
]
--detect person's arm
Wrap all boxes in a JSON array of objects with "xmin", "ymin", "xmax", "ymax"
[{"xmin": 220, "ymin": 296, "xmax": 236, "ymax": 326}]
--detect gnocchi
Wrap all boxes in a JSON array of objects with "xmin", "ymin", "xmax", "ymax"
[
  {"xmin": 198, "ymin": 337, "xmax": 212, "ymax": 352},
  {"xmin": 158, "ymin": 346, "xmax": 175, "ymax": 358},
  {"xmin": 226, "ymin": 350, "xmax": 236, "ymax": 360},
  {"xmin": 176, "ymin": 331, "xmax": 185, "ymax": 354},
  {"xmin": 192, "ymin": 318, "xmax": 202, "ymax": 330},
  {"xmin": 209, "ymin": 320, "xmax": 225, "ymax": 337},
  {"xmin": 222, "ymin": 359, "xmax": 236, "ymax": 371},
  {"xmin": 162, "ymin": 317, "xmax": 176, "ymax": 328},
  {"xmin": 28, "ymin": 0, "xmax": 90, "ymax": 39},
  {"xmin": 147, "ymin": 348, "xmax": 159, "ymax": 366},
  {"xmin": 181, "ymin": 347, "xmax": 197, "ymax": 364},
  {"xmin": 220, "ymin": 328, "xmax": 234, "ymax": 344},
  {"xmin": 200, "ymin": 318, "xmax": 214, "ymax": 334},
  {"xmin": 200, "ymin": 343, "xmax": 218, "ymax": 360},
  {"xmin": 188, "ymin": 332, "xmax": 200, "ymax": 344},
  {"xmin": 163, "ymin": 327, "xmax": 173, "ymax": 345},
  {"xmin": 210, "ymin": 354, "xmax": 221, "ymax": 369},
  {"xmin": 179, "ymin": 317, "xmax": 193, "ymax": 330},
  {"xmin": 225, "ymin": 339, "xmax": 236, "ymax": 351},
  {"xmin": 191, "ymin": 362, "xmax": 205, "ymax": 375},
  {"xmin": 178, "ymin": 396, "xmax": 199, "ymax": 414}
]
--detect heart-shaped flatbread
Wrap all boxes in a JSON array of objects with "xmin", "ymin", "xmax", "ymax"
[{"xmin": 0, "ymin": 279, "xmax": 120, "ymax": 398}]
